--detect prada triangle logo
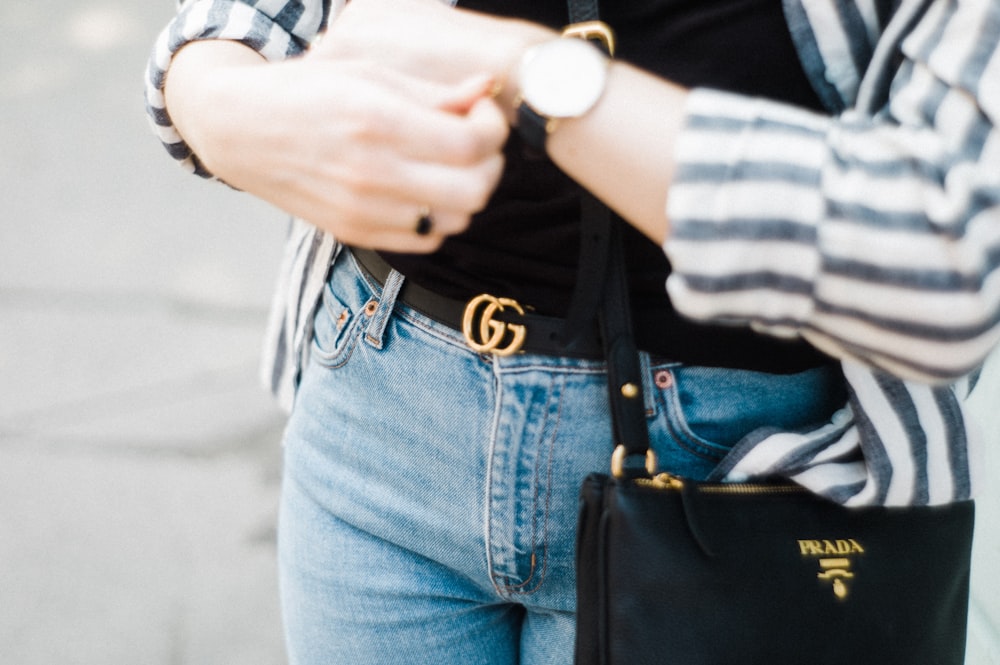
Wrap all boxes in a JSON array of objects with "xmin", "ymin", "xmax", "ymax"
[{"xmin": 798, "ymin": 539, "xmax": 865, "ymax": 600}]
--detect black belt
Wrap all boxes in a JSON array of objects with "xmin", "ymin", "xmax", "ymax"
[
  {"xmin": 352, "ymin": 248, "xmax": 835, "ymax": 372},
  {"xmin": 351, "ymin": 247, "xmax": 605, "ymax": 359}
]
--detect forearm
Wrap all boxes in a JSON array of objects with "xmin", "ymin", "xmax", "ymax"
[
  {"xmin": 144, "ymin": 0, "xmax": 320, "ymax": 175},
  {"xmin": 149, "ymin": 0, "xmax": 1000, "ymax": 381},
  {"xmin": 542, "ymin": 62, "xmax": 687, "ymax": 246},
  {"xmin": 663, "ymin": 85, "xmax": 1000, "ymax": 383},
  {"xmin": 529, "ymin": 5, "xmax": 999, "ymax": 382},
  {"xmin": 156, "ymin": 16, "xmax": 510, "ymax": 253},
  {"xmin": 163, "ymin": 40, "xmax": 268, "ymax": 181},
  {"xmin": 171, "ymin": 0, "xmax": 684, "ymax": 246}
]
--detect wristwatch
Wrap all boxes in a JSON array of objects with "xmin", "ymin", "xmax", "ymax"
[{"xmin": 514, "ymin": 22, "xmax": 615, "ymax": 151}]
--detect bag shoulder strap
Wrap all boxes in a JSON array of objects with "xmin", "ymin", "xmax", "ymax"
[{"xmin": 564, "ymin": 0, "xmax": 652, "ymax": 475}]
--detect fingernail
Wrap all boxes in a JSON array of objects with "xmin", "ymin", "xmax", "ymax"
[{"xmin": 463, "ymin": 73, "xmax": 497, "ymax": 95}]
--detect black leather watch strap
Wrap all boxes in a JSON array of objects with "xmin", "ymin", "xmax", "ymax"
[
  {"xmin": 516, "ymin": 103, "xmax": 550, "ymax": 152},
  {"xmin": 568, "ymin": 0, "xmax": 600, "ymax": 24}
]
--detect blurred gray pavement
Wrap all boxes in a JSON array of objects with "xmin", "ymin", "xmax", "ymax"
[
  {"xmin": 1, "ymin": 2, "xmax": 1000, "ymax": 664},
  {"xmin": 2, "ymin": 3, "xmax": 288, "ymax": 663}
]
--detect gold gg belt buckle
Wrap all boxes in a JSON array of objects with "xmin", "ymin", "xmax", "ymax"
[{"xmin": 462, "ymin": 294, "xmax": 527, "ymax": 356}]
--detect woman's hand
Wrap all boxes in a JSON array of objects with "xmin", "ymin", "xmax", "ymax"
[
  {"xmin": 313, "ymin": 0, "xmax": 553, "ymax": 98},
  {"xmin": 165, "ymin": 39, "xmax": 509, "ymax": 253},
  {"xmin": 311, "ymin": 0, "xmax": 681, "ymax": 245},
  {"xmin": 164, "ymin": 0, "xmax": 683, "ymax": 251}
]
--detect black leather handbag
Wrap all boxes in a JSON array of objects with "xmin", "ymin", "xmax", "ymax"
[
  {"xmin": 558, "ymin": 2, "xmax": 975, "ymax": 662},
  {"xmin": 573, "ymin": 211, "xmax": 975, "ymax": 664},
  {"xmin": 574, "ymin": 462, "xmax": 975, "ymax": 664},
  {"xmin": 573, "ymin": 187, "xmax": 976, "ymax": 665}
]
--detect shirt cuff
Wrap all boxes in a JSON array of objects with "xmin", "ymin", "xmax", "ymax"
[
  {"xmin": 664, "ymin": 88, "xmax": 834, "ymax": 340},
  {"xmin": 144, "ymin": 0, "xmax": 309, "ymax": 177}
]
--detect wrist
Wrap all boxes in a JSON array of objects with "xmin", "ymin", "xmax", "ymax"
[
  {"xmin": 503, "ymin": 22, "xmax": 614, "ymax": 150},
  {"xmin": 488, "ymin": 21, "xmax": 557, "ymax": 125},
  {"xmin": 164, "ymin": 40, "xmax": 268, "ymax": 174}
]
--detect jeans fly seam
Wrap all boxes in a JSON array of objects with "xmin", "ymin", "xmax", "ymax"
[
  {"xmin": 484, "ymin": 357, "xmax": 506, "ymax": 599},
  {"xmin": 523, "ymin": 374, "xmax": 562, "ymax": 596},
  {"xmin": 497, "ymin": 373, "xmax": 561, "ymax": 597}
]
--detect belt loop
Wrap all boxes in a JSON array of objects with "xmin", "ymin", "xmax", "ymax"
[
  {"xmin": 365, "ymin": 269, "xmax": 404, "ymax": 350},
  {"xmin": 638, "ymin": 351, "xmax": 656, "ymax": 417}
]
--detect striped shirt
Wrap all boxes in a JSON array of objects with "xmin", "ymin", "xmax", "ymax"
[{"xmin": 145, "ymin": 0, "xmax": 1000, "ymax": 506}]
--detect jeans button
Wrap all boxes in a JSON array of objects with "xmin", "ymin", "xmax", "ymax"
[{"xmin": 654, "ymin": 369, "xmax": 673, "ymax": 389}]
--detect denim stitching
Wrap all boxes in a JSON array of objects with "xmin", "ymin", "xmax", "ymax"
[
  {"xmin": 487, "ymin": 369, "xmax": 570, "ymax": 599},
  {"xmin": 527, "ymin": 373, "xmax": 561, "ymax": 595},
  {"xmin": 492, "ymin": 385, "xmax": 546, "ymax": 595},
  {"xmin": 497, "ymin": 372, "xmax": 561, "ymax": 597},
  {"xmin": 483, "ymin": 357, "xmax": 506, "ymax": 598},
  {"xmin": 310, "ymin": 294, "xmax": 363, "ymax": 369},
  {"xmin": 365, "ymin": 270, "xmax": 404, "ymax": 349},
  {"xmin": 659, "ymin": 382, "xmax": 733, "ymax": 462}
]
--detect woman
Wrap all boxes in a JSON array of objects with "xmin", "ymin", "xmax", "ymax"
[{"xmin": 146, "ymin": 0, "xmax": 999, "ymax": 662}]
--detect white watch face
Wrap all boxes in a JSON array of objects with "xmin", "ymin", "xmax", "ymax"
[{"xmin": 518, "ymin": 38, "xmax": 608, "ymax": 119}]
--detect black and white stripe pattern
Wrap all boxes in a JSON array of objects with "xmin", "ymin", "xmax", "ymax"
[
  {"xmin": 717, "ymin": 362, "xmax": 977, "ymax": 505},
  {"xmin": 259, "ymin": 218, "xmax": 338, "ymax": 410},
  {"xmin": 666, "ymin": 0, "xmax": 1000, "ymax": 385},
  {"xmin": 144, "ymin": 0, "xmax": 999, "ymax": 506},
  {"xmin": 145, "ymin": 0, "xmax": 335, "ymax": 175}
]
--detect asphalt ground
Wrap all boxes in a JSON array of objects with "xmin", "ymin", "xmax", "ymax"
[
  {"xmin": 2, "ymin": 3, "xmax": 288, "ymax": 663},
  {"xmin": 1, "ymin": 2, "xmax": 999, "ymax": 663}
]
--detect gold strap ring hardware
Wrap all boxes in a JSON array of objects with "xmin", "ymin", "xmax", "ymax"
[
  {"xmin": 561, "ymin": 20, "xmax": 616, "ymax": 57},
  {"xmin": 611, "ymin": 444, "xmax": 658, "ymax": 479},
  {"xmin": 462, "ymin": 294, "xmax": 528, "ymax": 357}
]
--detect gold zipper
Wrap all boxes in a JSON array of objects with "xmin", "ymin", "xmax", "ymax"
[{"xmin": 636, "ymin": 473, "xmax": 805, "ymax": 495}]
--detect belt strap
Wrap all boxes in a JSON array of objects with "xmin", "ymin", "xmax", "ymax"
[{"xmin": 351, "ymin": 247, "xmax": 605, "ymax": 359}]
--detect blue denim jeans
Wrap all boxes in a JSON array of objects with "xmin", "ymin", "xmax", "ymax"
[{"xmin": 278, "ymin": 249, "xmax": 844, "ymax": 665}]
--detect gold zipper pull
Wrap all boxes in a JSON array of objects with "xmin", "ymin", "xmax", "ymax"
[{"xmin": 642, "ymin": 472, "xmax": 685, "ymax": 491}]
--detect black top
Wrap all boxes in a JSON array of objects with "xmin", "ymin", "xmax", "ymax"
[{"xmin": 384, "ymin": 0, "xmax": 832, "ymax": 372}]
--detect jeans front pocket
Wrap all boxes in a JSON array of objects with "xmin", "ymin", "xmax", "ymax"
[
  {"xmin": 311, "ymin": 280, "xmax": 363, "ymax": 369},
  {"xmin": 648, "ymin": 363, "xmax": 846, "ymax": 480}
]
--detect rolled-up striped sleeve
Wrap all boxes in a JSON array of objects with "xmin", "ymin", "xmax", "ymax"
[
  {"xmin": 144, "ymin": 0, "xmax": 334, "ymax": 176},
  {"xmin": 715, "ymin": 361, "xmax": 980, "ymax": 506},
  {"xmin": 665, "ymin": 0, "xmax": 1000, "ymax": 383}
]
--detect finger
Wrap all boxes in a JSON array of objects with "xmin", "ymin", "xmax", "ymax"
[
  {"xmin": 293, "ymin": 200, "xmax": 450, "ymax": 253},
  {"xmin": 393, "ymin": 104, "xmax": 508, "ymax": 167},
  {"xmin": 338, "ymin": 227, "xmax": 448, "ymax": 254},
  {"xmin": 321, "ymin": 206, "xmax": 457, "ymax": 254},
  {"xmin": 331, "ymin": 145, "xmax": 505, "ymax": 217},
  {"xmin": 411, "ymin": 208, "xmax": 474, "ymax": 236},
  {"xmin": 291, "ymin": 172, "xmax": 476, "ymax": 239},
  {"xmin": 358, "ymin": 66, "xmax": 509, "ymax": 166},
  {"xmin": 464, "ymin": 95, "xmax": 509, "ymax": 150},
  {"xmin": 436, "ymin": 73, "xmax": 498, "ymax": 114},
  {"xmin": 396, "ymin": 152, "xmax": 506, "ymax": 215}
]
